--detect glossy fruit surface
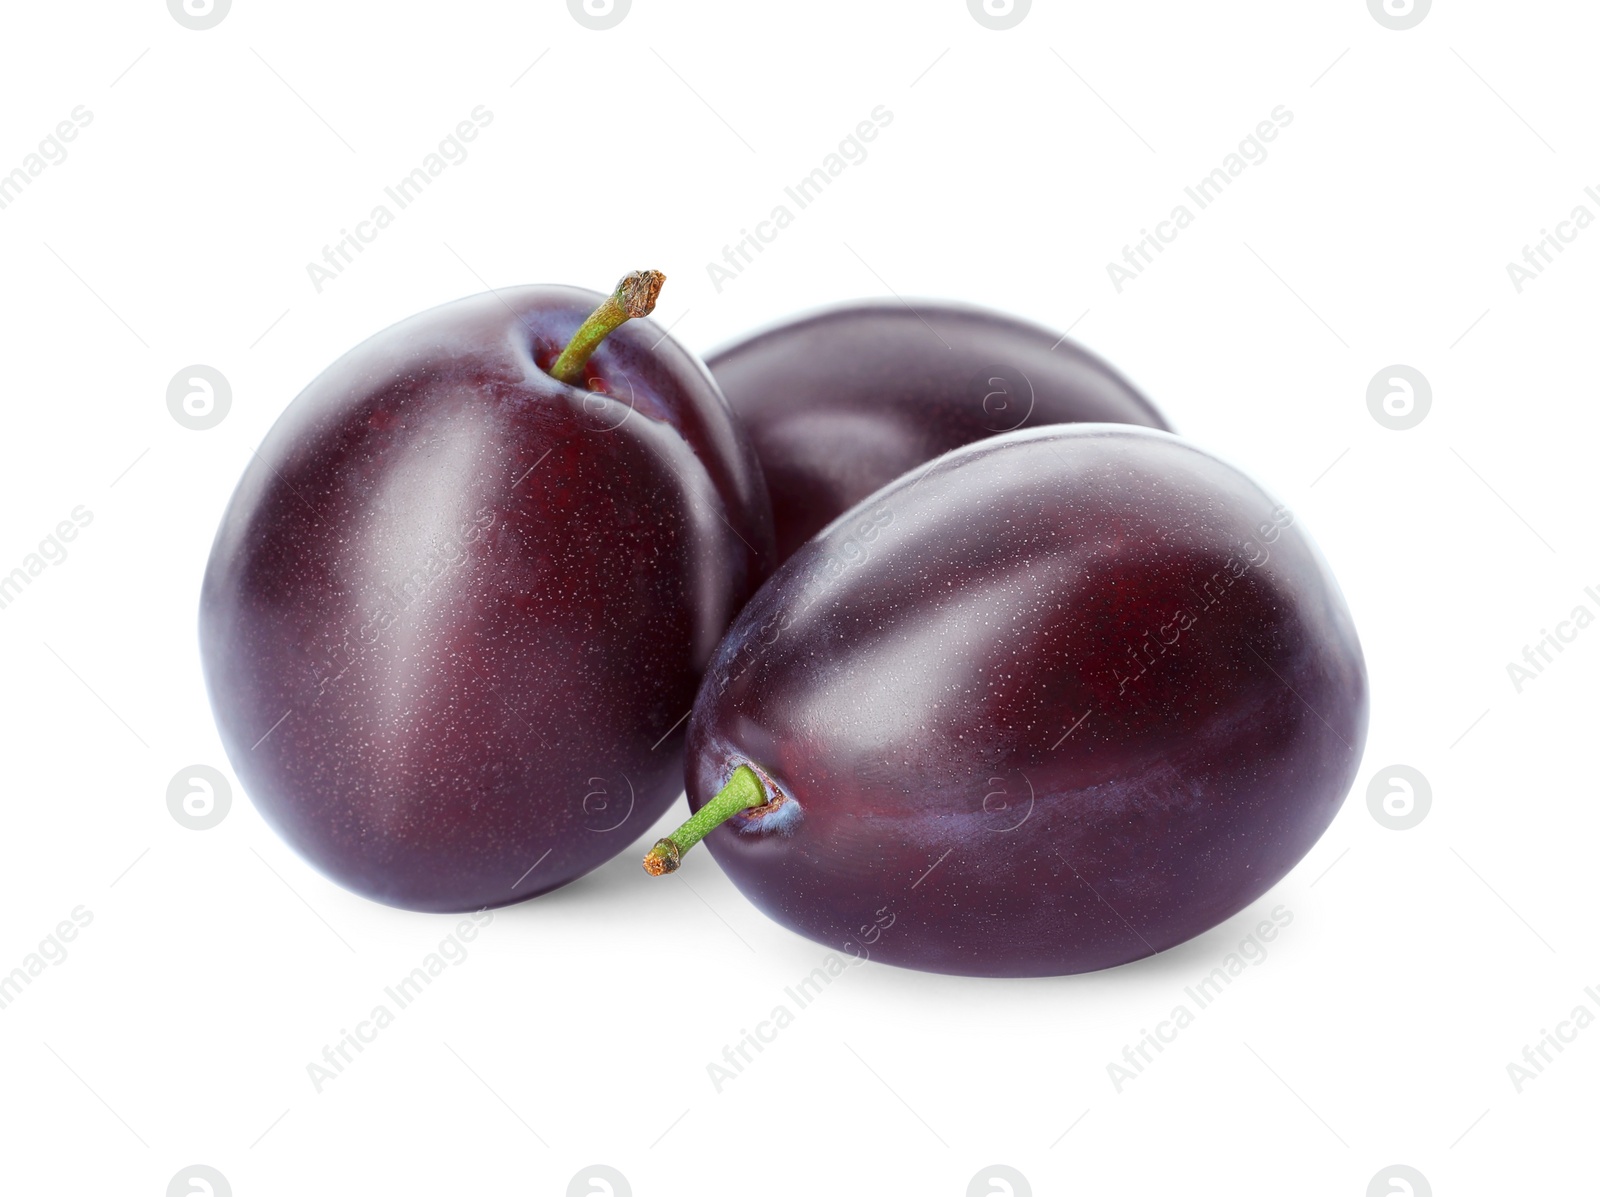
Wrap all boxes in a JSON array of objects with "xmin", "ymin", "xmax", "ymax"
[
  {"xmin": 683, "ymin": 426, "xmax": 1366, "ymax": 976},
  {"xmin": 706, "ymin": 299, "xmax": 1170, "ymax": 561},
  {"xmin": 200, "ymin": 284, "xmax": 773, "ymax": 911}
]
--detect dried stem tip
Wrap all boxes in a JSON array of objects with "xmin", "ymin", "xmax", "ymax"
[
  {"xmin": 642, "ymin": 838, "xmax": 682, "ymax": 876},
  {"xmin": 616, "ymin": 269, "xmax": 665, "ymax": 318}
]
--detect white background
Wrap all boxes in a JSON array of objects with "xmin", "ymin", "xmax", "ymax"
[{"xmin": 0, "ymin": 1, "xmax": 1593, "ymax": 1194}]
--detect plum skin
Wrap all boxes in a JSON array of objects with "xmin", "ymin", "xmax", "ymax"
[
  {"xmin": 706, "ymin": 299, "xmax": 1170, "ymax": 562},
  {"xmin": 684, "ymin": 425, "xmax": 1368, "ymax": 977},
  {"xmin": 200, "ymin": 286, "xmax": 773, "ymax": 912}
]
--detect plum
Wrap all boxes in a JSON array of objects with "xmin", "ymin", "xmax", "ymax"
[{"xmin": 648, "ymin": 425, "xmax": 1366, "ymax": 977}]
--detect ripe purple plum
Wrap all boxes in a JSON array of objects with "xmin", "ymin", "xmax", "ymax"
[
  {"xmin": 648, "ymin": 425, "xmax": 1367, "ymax": 977},
  {"xmin": 201, "ymin": 273, "xmax": 773, "ymax": 911},
  {"xmin": 707, "ymin": 299, "xmax": 1170, "ymax": 561}
]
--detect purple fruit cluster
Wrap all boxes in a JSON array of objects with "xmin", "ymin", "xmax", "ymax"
[{"xmin": 200, "ymin": 274, "xmax": 1367, "ymax": 977}]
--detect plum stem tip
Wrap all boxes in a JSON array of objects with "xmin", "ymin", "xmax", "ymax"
[{"xmin": 549, "ymin": 270, "xmax": 666, "ymax": 385}]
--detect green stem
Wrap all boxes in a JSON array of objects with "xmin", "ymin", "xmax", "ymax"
[
  {"xmin": 548, "ymin": 269, "xmax": 665, "ymax": 385},
  {"xmin": 643, "ymin": 765, "xmax": 765, "ymax": 875}
]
